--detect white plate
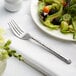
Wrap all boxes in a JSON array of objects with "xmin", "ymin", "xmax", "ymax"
[{"xmin": 31, "ymin": 0, "xmax": 75, "ymax": 41}]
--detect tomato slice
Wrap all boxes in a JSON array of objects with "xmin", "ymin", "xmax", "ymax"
[{"xmin": 43, "ymin": 6, "xmax": 50, "ymax": 13}]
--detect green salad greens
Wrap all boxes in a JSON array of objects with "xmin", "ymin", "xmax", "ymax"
[
  {"xmin": 0, "ymin": 28, "xmax": 24, "ymax": 61},
  {"xmin": 38, "ymin": 0, "xmax": 76, "ymax": 39}
]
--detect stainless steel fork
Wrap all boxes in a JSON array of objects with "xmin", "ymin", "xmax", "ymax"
[{"xmin": 8, "ymin": 20, "xmax": 72, "ymax": 64}]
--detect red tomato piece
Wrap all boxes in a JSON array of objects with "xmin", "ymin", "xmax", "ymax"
[{"xmin": 43, "ymin": 6, "xmax": 50, "ymax": 13}]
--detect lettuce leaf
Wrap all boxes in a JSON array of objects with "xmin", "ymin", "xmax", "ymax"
[
  {"xmin": 70, "ymin": 0, "xmax": 76, "ymax": 5},
  {"xmin": 68, "ymin": 4, "xmax": 76, "ymax": 16},
  {"xmin": 44, "ymin": 0, "xmax": 62, "ymax": 4}
]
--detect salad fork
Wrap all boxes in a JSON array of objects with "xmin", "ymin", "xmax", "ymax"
[{"xmin": 8, "ymin": 20, "xmax": 72, "ymax": 64}]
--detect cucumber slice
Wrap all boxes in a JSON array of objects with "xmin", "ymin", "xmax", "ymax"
[
  {"xmin": 60, "ymin": 14, "xmax": 71, "ymax": 22},
  {"xmin": 61, "ymin": 21, "xmax": 69, "ymax": 32}
]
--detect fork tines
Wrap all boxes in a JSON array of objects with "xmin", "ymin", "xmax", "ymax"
[{"xmin": 8, "ymin": 20, "xmax": 24, "ymax": 36}]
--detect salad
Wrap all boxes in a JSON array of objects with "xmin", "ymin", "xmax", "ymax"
[
  {"xmin": 0, "ymin": 27, "xmax": 24, "ymax": 61},
  {"xmin": 38, "ymin": 0, "xmax": 76, "ymax": 39}
]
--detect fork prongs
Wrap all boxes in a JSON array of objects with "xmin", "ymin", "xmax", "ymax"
[
  {"xmin": 8, "ymin": 20, "xmax": 24, "ymax": 36},
  {"xmin": 11, "ymin": 20, "xmax": 24, "ymax": 33}
]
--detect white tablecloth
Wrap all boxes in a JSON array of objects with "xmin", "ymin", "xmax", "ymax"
[
  {"xmin": 0, "ymin": 0, "xmax": 76, "ymax": 76},
  {"xmin": 3, "ymin": 58, "xmax": 44, "ymax": 76}
]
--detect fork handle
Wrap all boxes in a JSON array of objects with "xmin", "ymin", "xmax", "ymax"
[{"xmin": 30, "ymin": 37, "xmax": 71, "ymax": 64}]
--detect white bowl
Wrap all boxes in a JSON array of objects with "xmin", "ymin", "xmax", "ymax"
[{"xmin": 0, "ymin": 60, "xmax": 7, "ymax": 76}]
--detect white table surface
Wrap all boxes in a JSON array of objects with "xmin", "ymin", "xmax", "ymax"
[{"xmin": 0, "ymin": 0, "xmax": 76, "ymax": 76}]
